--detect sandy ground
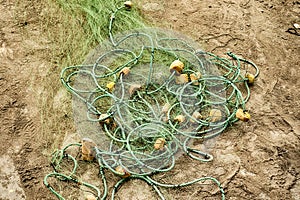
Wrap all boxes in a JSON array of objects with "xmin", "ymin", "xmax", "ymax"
[{"xmin": 0, "ymin": 0, "xmax": 299, "ymax": 199}]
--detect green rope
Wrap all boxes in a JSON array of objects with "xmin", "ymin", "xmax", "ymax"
[
  {"xmin": 45, "ymin": 1, "xmax": 259, "ymax": 199},
  {"xmin": 44, "ymin": 143, "xmax": 104, "ymax": 199}
]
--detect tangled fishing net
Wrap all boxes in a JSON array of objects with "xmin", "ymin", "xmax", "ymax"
[{"xmin": 44, "ymin": 2, "xmax": 259, "ymax": 200}]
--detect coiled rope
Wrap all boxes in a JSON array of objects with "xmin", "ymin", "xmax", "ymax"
[{"xmin": 44, "ymin": 2, "xmax": 259, "ymax": 199}]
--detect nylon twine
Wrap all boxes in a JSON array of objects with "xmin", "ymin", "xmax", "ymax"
[{"xmin": 44, "ymin": 2, "xmax": 259, "ymax": 200}]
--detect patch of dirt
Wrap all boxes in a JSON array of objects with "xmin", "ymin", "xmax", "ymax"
[
  {"xmin": 0, "ymin": 1, "xmax": 53, "ymax": 199},
  {"xmin": 0, "ymin": 0, "xmax": 299, "ymax": 200}
]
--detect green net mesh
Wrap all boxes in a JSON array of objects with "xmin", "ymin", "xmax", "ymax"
[{"xmin": 45, "ymin": 3, "xmax": 259, "ymax": 200}]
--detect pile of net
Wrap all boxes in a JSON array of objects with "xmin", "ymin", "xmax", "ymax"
[{"xmin": 44, "ymin": 2, "xmax": 259, "ymax": 200}]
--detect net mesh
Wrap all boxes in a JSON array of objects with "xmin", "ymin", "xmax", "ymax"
[
  {"xmin": 60, "ymin": 27, "xmax": 258, "ymax": 176},
  {"xmin": 47, "ymin": 3, "xmax": 259, "ymax": 199}
]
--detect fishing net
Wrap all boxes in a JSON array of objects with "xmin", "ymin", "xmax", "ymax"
[
  {"xmin": 61, "ymin": 27, "xmax": 258, "ymax": 173},
  {"xmin": 45, "ymin": 2, "xmax": 259, "ymax": 199}
]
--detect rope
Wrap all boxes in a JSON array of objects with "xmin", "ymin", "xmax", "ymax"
[
  {"xmin": 45, "ymin": 1, "xmax": 259, "ymax": 199},
  {"xmin": 44, "ymin": 144, "xmax": 107, "ymax": 200}
]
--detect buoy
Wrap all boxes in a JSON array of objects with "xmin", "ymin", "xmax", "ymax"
[
  {"xmin": 154, "ymin": 138, "xmax": 166, "ymax": 150},
  {"xmin": 236, "ymin": 108, "xmax": 251, "ymax": 122},
  {"xmin": 174, "ymin": 115, "xmax": 185, "ymax": 123},
  {"xmin": 129, "ymin": 84, "xmax": 142, "ymax": 96},
  {"xmin": 190, "ymin": 111, "xmax": 202, "ymax": 123},
  {"xmin": 106, "ymin": 82, "xmax": 115, "ymax": 92},
  {"xmin": 170, "ymin": 60, "xmax": 184, "ymax": 75},
  {"xmin": 99, "ymin": 114, "xmax": 111, "ymax": 124},
  {"xmin": 81, "ymin": 138, "xmax": 97, "ymax": 161},
  {"xmin": 245, "ymin": 73, "xmax": 255, "ymax": 84},
  {"xmin": 124, "ymin": 1, "xmax": 133, "ymax": 9},
  {"xmin": 175, "ymin": 74, "xmax": 189, "ymax": 84},
  {"xmin": 120, "ymin": 67, "xmax": 130, "ymax": 76},
  {"xmin": 190, "ymin": 72, "xmax": 202, "ymax": 85},
  {"xmin": 115, "ymin": 166, "xmax": 131, "ymax": 178}
]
